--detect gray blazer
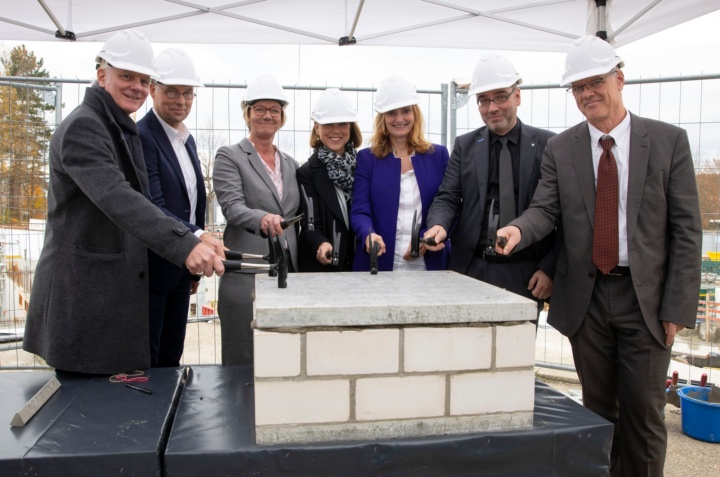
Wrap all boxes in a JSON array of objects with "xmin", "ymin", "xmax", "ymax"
[
  {"xmin": 213, "ymin": 138, "xmax": 299, "ymax": 365},
  {"xmin": 213, "ymin": 138, "xmax": 300, "ymax": 269},
  {"xmin": 23, "ymin": 85, "xmax": 199, "ymax": 374},
  {"xmin": 512, "ymin": 113, "xmax": 702, "ymax": 346}
]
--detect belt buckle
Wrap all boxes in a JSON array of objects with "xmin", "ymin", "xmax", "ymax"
[{"xmin": 605, "ymin": 266, "xmax": 626, "ymax": 277}]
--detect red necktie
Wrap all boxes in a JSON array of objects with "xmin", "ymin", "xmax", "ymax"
[{"xmin": 592, "ymin": 135, "xmax": 619, "ymax": 275}]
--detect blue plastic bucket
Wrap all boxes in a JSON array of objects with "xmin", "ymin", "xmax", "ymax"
[{"xmin": 678, "ymin": 386, "xmax": 720, "ymax": 443}]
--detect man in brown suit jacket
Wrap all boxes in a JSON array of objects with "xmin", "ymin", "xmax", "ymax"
[{"xmin": 497, "ymin": 36, "xmax": 701, "ymax": 476}]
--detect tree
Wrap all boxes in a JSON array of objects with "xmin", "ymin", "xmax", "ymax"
[
  {"xmin": 195, "ymin": 122, "xmax": 224, "ymax": 228},
  {"xmin": 697, "ymin": 158, "xmax": 720, "ymax": 229},
  {"xmin": 0, "ymin": 45, "xmax": 54, "ymax": 225}
]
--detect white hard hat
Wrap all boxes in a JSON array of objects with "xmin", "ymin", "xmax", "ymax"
[
  {"xmin": 311, "ymin": 89, "xmax": 357, "ymax": 124},
  {"xmin": 242, "ymin": 75, "xmax": 289, "ymax": 109},
  {"xmin": 95, "ymin": 30, "xmax": 156, "ymax": 77},
  {"xmin": 153, "ymin": 48, "xmax": 203, "ymax": 87},
  {"xmin": 374, "ymin": 76, "xmax": 420, "ymax": 113},
  {"xmin": 468, "ymin": 54, "xmax": 522, "ymax": 96},
  {"xmin": 561, "ymin": 35, "xmax": 624, "ymax": 86}
]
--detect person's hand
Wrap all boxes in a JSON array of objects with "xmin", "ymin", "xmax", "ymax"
[
  {"xmin": 528, "ymin": 269, "xmax": 552, "ymax": 300},
  {"xmin": 185, "ymin": 242, "xmax": 225, "ymax": 277},
  {"xmin": 663, "ymin": 321, "xmax": 685, "ymax": 347},
  {"xmin": 200, "ymin": 232, "xmax": 227, "ymax": 259},
  {"xmin": 190, "ymin": 280, "xmax": 200, "ymax": 295},
  {"xmin": 260, "ymin": 213, "xmax": 285, "ymax": 237},
  {"xmin": 316, "ymin": 242, "xmax": 333, "ymax": 265},
  {"xmin": 495, "ymin": 225, "xmax": 521, "ymax": 255},
  {"xmin": 403, "ymin": 241, "xmax": 426, "ymax": 261},
  {"xmin": 365, "ymin": 233, "xmax": 386, "ymax": 257},
  {"xmin": 423, "ymin": 225, "xmax": 447, "ymax": 252}
]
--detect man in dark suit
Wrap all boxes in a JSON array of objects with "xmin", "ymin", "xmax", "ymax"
[
  {"xmin": 138, "ymin": 48, "xmax": 223, "ymax": 367},
  {"xmin": 497, "ymin": 36, "xmax": 702, "ymax": 476},
  {"xmin": 424, "ymin": 55, "xmax": 557, "ymax": 314},
  {"xmin": 24, "ymin": 31, "xmax": 224, "ymax": 375}
]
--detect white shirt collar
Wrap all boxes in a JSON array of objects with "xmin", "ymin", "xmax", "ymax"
[
  {"xmin": 587, "ymin": 109, "xmax": 631, "ymax": 151},
  {"xmin": 155, "ymin": 111, "xmax": 190, "ymax": 145}
]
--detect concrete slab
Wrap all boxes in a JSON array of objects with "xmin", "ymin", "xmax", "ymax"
[{"xmin": 255, "ymin": 271, "xmax": 537, "ymax": 328}]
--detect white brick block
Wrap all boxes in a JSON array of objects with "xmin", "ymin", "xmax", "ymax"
[
  {"xmin": 306, "ymin": 329, "xmax": 399, "ymax": 375},
  {"xmin": 356, "ymin": 375, "xmax": 445, "ymax": 421},
  {"xmin": 253, "ymin": 330, "xmax": 301, "ymax": 377},
  {"xmin": 450, "ymin": 370, "xmax": 535, "ymax": 415},
  {"xmin": 495, "ymin": 323, "xmax": 536, "ymax": 368},
  {"xmin": 404, "ymin": 327, "xmax": 492, "ymax": 372},
  {"xmin": 255, "ymin": 380, "xmax": 349, "ymax": 425}
]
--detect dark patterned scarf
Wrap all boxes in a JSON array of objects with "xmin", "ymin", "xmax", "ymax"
[{"xmin": 317, "ymin": 143, "xmax": 357, "ymax": 200}]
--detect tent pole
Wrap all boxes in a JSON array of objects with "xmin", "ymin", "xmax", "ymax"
[
  {"xmin": 37, "ymin": 0, "xmax": 75, "ymax": 40},
  {"xmin": 441, "ymin": 83, "xmax": 448, "ymax": 148},
  {"xmin": 448, "ymin": 81, "xmax": 457, "ymax": 148},
  {"xmin": 595, "ymin": 0, "xmax": 608, "ymax": 40},
  {"xmin": 339, "ymin": 0, "xmax": 365, "ymax": 45}
]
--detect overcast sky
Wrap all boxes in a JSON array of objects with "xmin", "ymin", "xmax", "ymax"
[{"xmin": 1, "ymin": 9, "xmax": 719, "ymax": 88}]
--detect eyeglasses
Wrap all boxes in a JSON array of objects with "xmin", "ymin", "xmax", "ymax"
[
  {"xmin": 252, "ymin": 105, "xmax": 283, "ymax": 117},
  {"xmin": 567, "ymin": 70, "xmax": 617, "ymax": 96},
  {"xmin": 477, "ymin": 86, "xmax": 516, "ymax": 107},
  {"xmin": 158, "ymin": 86, "xmax": 196, "ymax": 100}
]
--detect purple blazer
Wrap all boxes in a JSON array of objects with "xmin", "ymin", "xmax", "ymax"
[{"xmin": 351, "ymin": 144, "xmax": 450, "ymax": 272}]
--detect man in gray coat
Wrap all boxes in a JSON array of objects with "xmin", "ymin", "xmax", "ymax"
[
  {"xmin": 497, "ymin": 36, "xmax": 702, "ymax": 476},
  {"xmin": 23, "ymin": 30, "xmax": 225, "ymax": 375}
]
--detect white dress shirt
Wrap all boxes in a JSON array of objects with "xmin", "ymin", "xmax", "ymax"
[
  {"xmin": 393, "ymin": 167, "xmax": 426, "ymax": 271},
  {"xmin": 156, "ymin": 114, "xmax": 201, "ymax": 234}
]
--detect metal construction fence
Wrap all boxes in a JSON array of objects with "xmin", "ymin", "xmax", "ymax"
[{"xmin": 1, "ymin": 73, "xmax": 720, "ymax": 375}]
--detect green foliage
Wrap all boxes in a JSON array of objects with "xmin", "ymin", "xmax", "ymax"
[{"xmin": 0, "ymin": 45, "xmax": 54, "ymax": 225}]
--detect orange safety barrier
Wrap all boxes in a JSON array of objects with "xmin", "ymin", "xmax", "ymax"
[{"xmin": 697, "ymin": 300, "xmax": 720, "ymax": 322}]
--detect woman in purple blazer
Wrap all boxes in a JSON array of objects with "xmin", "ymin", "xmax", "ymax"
[{"xmin": 351, "ymin": 76, "xmax": 450, "ymax": 272}]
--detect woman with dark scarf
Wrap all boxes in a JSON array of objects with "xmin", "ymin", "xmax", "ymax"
[{"xmin": 297, "ymin": 89, "xmax": 362, "ymax": 272}]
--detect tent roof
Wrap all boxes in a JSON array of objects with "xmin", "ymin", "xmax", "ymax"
[{"xmin": 1, "ymin": 0, "xmax": 718, "ymax": 52}]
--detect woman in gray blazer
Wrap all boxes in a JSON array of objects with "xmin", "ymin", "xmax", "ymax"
[{"xmin": 213, "ymin": 76, "xmax": 300, "ymax": 366}]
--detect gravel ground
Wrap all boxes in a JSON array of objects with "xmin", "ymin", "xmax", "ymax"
[{"xmin": 538, "ymin": 371, "xmax": 720, "ymax": 477}]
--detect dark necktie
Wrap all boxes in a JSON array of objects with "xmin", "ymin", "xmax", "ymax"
[
  {"xmin": 498, "ymin": 136, "xmax": 516, "ymax": 227},
  {"xmin": 592, "ymin": 135, "xmax": 619, "ymax": 274}
]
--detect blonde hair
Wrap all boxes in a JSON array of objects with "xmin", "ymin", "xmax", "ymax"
[
  {"xmin": 369, "ymin": 104, "xmax": 432, "ymax": 158},
  {"xmin": 243, "ymin": 100, "xmax": 287, "ymax": 131},
  {"xmin": 309, "ymin": 122, "xmax": 363, "ymax": 150}
]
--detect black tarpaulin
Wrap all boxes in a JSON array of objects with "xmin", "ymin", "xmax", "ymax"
[{"xmin": 165, "ymin": 366, "xmax": 612, "ymax": 477}]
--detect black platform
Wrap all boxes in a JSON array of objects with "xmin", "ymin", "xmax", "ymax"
[
  {"xmin": 1, "ymin": 368, "xmax": 184, "ymax": 476},
  {"xmin": 165, "ymin": 366, "xmax": 612, "ymax": 477},
  {"xmin": 1, "ymin": 367, "xmax": 611, "ymax": 476}
]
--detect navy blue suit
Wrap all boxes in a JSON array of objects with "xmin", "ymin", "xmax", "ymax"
[{"xmin": 138, "ymin": 109, "xmax": 206, "ymax": 367}]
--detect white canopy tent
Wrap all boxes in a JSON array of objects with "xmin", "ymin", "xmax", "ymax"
[{"xmin": 1, "ymin": 0, "xmax": 718, "ymax": 52}]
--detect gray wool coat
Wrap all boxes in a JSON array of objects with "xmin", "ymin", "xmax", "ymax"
[{"xmin": 23, "ymin": 85, "xmax": 200, "ymax": 374}]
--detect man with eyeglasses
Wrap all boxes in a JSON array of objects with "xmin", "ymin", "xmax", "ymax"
[
  {"xmin": 23, "ymin": 32, "xmax": 225, "ymax": 375},
  {"xmin": 138, "ymin": 48, "xmax": 224, "ymax": 367},
  {"xmin": 424, "ymin": 54, "xmax": 557, "ymax": 318},
  {"xmin": 497, "ymin": 36, "xmax": 701, "ymax": 476}
]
